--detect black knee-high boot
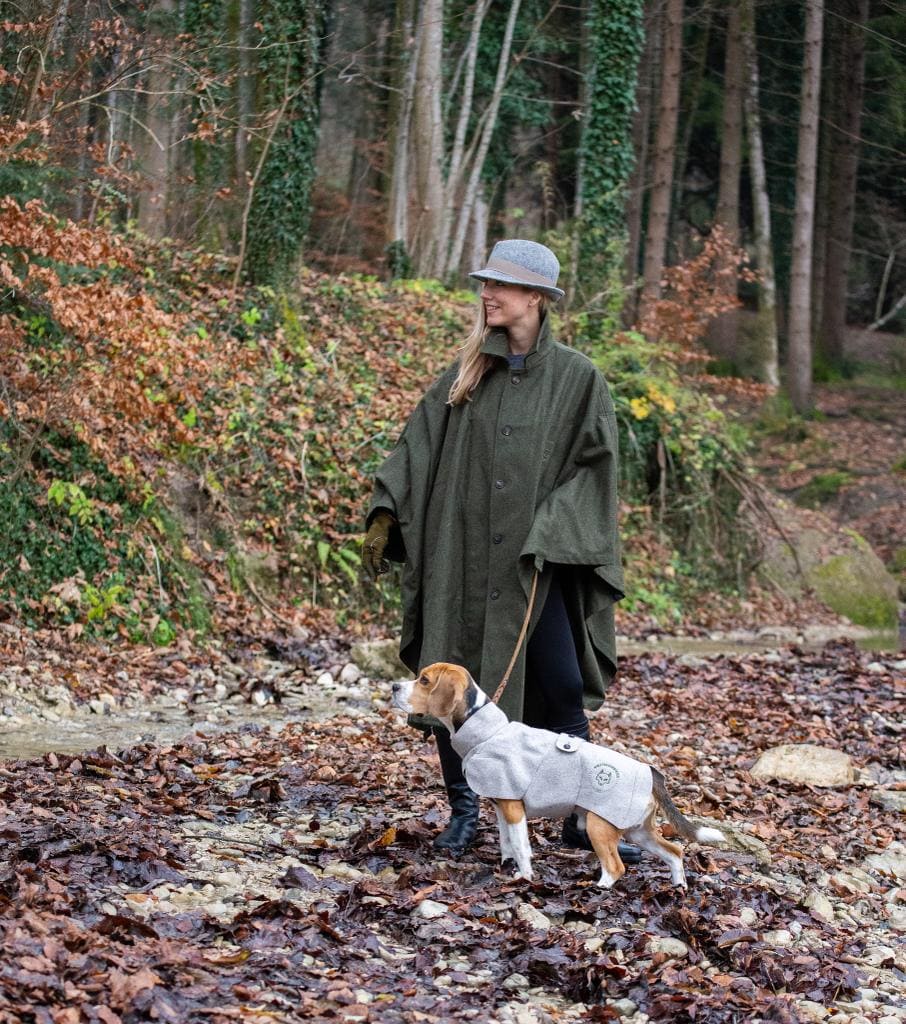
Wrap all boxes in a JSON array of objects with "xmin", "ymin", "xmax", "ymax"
[
  {"xmin": 558, "ymin": 716, "xmax": 642, "ymax": 864},
  {"xmin": 432, "ymin": 727, "xmax": 479, "ymax": 857}
]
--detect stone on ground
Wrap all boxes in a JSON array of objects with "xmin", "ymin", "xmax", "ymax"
[{"xmin": 751, "ymin": 744, "xmax": 855, "ymax": 787}]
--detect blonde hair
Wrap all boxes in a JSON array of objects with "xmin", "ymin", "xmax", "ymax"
[{"xmin": 447, "ymin": 293, "xmax": 549, "ymax": 406}]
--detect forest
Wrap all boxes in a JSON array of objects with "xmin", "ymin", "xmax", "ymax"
[{"xmin": 0, "ymin": 2, "xmax": 904, "ymax": 1023}]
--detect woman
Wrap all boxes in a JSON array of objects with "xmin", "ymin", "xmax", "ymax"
[{"xmin": 363, "ymin": 239, "xmax": 635, "ymax": 860}]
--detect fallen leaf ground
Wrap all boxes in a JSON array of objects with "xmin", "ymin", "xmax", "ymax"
[{"xmin": 2, "ymin": 643, "xmax": 903, "ymax": 1024}]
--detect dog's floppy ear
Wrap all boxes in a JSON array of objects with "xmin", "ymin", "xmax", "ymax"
[{"xmin": 424, "ymin": 663, "xmax": 470, "ymax": 719}]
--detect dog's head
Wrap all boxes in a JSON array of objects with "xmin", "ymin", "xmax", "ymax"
[{"xmin": 391, "ymin": 662, "xmax": 480, "ymax": 727}]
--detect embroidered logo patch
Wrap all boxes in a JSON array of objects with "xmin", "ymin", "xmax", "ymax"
[{"xmin": 592, "ymin": 763, "xmax": 621, "ymax": 791}]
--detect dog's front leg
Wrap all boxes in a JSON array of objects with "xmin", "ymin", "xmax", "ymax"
[{"xmin": 496, "ymin": 799, "xmax": 532, "ymax": 880}]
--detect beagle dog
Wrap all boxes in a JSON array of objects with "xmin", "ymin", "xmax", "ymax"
[{"xmin": 392, "ymin": 662, "xmax": 725, "ymax": 889}]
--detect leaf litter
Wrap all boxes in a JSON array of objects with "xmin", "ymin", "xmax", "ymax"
[{"xmin": 1, "ymin": 640, "xmax": 903, "ymax": 1023}]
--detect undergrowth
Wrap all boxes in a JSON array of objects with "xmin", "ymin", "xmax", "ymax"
[{"xmin": 0, "ymin": 200, "xmax": 760, "ymax": 638}]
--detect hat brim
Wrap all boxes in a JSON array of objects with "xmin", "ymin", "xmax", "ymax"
[{"xmin": 469, "ymin": 268, "xmax": 564, "ymax": 301}]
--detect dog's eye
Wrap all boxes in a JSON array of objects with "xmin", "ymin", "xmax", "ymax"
[{"xmin": 417, "ymin": 675, "xmax": 429, "ymax": 686}]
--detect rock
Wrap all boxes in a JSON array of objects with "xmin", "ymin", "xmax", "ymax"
[
  {"xmin": 608, "ymin": 999, "xmax": 638, "ymax": 1018},
  {"xmin": 864, "ymin": 841, "xmax": 906, "ymax": 881},
  {"xmin": 516, "ymin": 903, "xmax": 551, "ymax": 931},
  {"xmin": 755, "ymin": 494, "xmax": 898, "ymax": 628},
  {"xmin": 763, "ymin": 929, "xmax": 794, "ymax": 947},
  {"xmin": 802, "ymin": 890, "xmax": 835, "ymax": 923},
  {"xmin": 322, "ymin": 862, "xmax": 365, "ymax": 882},
  {"xmin": 870, "ymin": 790, "xmax": 906, "ymax": 813},
  {"xmin": 832, "ymin": 869, "xmax": 873, "ymax": 894},
  {"xmin": 315, "ymin": 671, "xmax": 334, "ymax": 687},
  {"xmin": 502, "ymin": 973, "xmax": 530, "ymax": 992},
  {"xmin": 739, "ymin": 907, "xmax": 758, "ymax": 927},
  {"xmin": 412, "ymin": 899, "xmax": 449, "ymax": 920},
  {"xmin": 648, "ymin": 936, "xmax": 689, "ymax": 959},
  {"xmin": 689, "ymin": 816, "xmax": 772, "ymax": 865},
  {"xmin": 751, "ymin": 744, "xmax": 855, "ymax": 787},
  {"xmin": 796, "ymin": 1001, "xmax": 830, "ymax": 1022},
  {"xmin": 349, "ymin": 639, "xmax": 412, "ymax": 681},
  {"xmin": 339, "ymin": 662, "xmax": 362, "ymax": 684}
]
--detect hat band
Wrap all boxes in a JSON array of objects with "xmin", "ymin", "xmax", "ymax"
[{"xmin": 483, "ymin": 255, "xmax": 557, "ymax": 289}]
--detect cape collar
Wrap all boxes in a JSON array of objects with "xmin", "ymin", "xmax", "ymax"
[
  {"xmin": 479, "ymin": 312, "xmax": 553, "ymax": 371},
  {"xmin": 450, "ymin": 700, "xmax": 509, "ymax": 758}
]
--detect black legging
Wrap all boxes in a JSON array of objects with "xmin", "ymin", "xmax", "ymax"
[
  {"xmin": 433, "ymin": 569, "xmax": 589, "ymax": 778},
  {"xmin": 522, "ymin": 570, "xmax": 589, "ymax": 740}
]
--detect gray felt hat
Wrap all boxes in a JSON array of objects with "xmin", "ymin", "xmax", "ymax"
[{"xmin": 469, "ymin": 239, "xmax": 564, "ymax": 300}]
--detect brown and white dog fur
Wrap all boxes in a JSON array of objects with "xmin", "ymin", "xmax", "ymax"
[{"xmin": 392, "ymin": 662, "xmax": 725, "ymax": 889}]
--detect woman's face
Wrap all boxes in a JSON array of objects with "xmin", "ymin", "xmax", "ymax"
[{"xmin": 480, "ymin": 280, "xmax": 541, "ymax": 331}]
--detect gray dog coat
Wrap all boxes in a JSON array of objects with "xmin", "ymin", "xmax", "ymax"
[{"xmin": 450, "ymin": 702, "xmax": 652, "ymax": 829}]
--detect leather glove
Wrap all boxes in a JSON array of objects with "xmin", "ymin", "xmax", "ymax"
[{"xmin": 362, "ymin": 510, "xmax": 396, "ymax": 580}]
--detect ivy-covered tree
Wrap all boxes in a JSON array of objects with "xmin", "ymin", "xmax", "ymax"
[
  {"xmin": 574, "ymin": 0, "xmax": 645, "ymax": 329},
  {"xmin": 242, "ymin": 0, "xmax": 325, "ymax": 285}
]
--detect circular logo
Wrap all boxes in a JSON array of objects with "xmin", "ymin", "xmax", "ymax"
[{"xmin": 593, "ymin": 763, "xmax": 620, "ymax": 791}]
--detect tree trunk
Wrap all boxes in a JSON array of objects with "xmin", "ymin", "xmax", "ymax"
[
  {"xmin": 787, "ymin": 0, "xmax": 824, "ymax": 414},
  {"xmin": 740, "ymin": 0, "xmax": 778, "ymax": 387},
  {"xmin": 437, "ymin": 0, "xmax": 490, "ymax": 271},
  {"xmin": 235, "ymin": 0, "xmax": 256, "ymax": 192},
  {"xmin": 386, "ymin": 0, "xmax": 419, "ymax": 253},
  {"xmin": 410, "ymin": 0, "xmax": 445, "ymax": 277},
  {"xmin": 444, "ymin": 0, "xmax": 523, "ymax": 279},
  {"xmin": 623, "ymin": 0, "xmax": 658, "ymax": 321},
  {"xmin": 639, "ymin": 0, "xmax": 683, "ymax": 319},
  {"xmin": 575, "ymin": 0, "xmax": 645, "ymax": 324},
  {"xmin": 819, "ymin": 0, "xmax": 868, "ymax": 367},
  {"xmin": 711, "ymin": 2, "xmax": 744, "ymax": 351},
  {"xmin": 138, "ymin": 0, "xmax": 176, "ymax": 238},
  {"xmin": 671, "ymin": 3, "xmax": 712, "ymax": 256}
]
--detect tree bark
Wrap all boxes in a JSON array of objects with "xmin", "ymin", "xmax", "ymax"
[
  {"xmin": 410, "ymin": 0, "xmax": 445, "ymax": 276},
  {"xmin": 623, "ymin": 0, "xmax": 658, "ymax": 321},
  {"xmin": 711, "ymin": 1, "xmax": 744, "ymax": 351},
  {"xmin": 740, "ymin": 0, "xmax": 778, "ymax": 387},
  {"xmin": 639, "ymin": 0, "xmax": 683, "ymax": 319},
  {"xmin": 787, "ymin": 0, "xmax": 824, "ymax": 414},
  {"xmin": 386, "ymin": 0, "xmax": 420, "ymax": 253},
  {"xmin": 819, "ymin": 0, "xmax": 868, "ymax": 366},
  {"xmin": 235, "ymin": 0, "xmax": 256, "ymax": 192},
  {"xmin": 437, "ymin": 0, "xmax": 490, "ymax": 271},
  {"xmin": 444, "ymin": 0, "xmax": 523, "ymax": 278},
  {"xmin": 138, "ymin": 0, "xmax": 176, "ymax": 238}
]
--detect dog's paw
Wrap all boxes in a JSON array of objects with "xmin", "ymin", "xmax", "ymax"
[
  {"xmin": 513, "ymin": 868, "xmax": 534, "ymax": 882},
  {"xmin": 596, "ymin": 868, "xmax": 618, "ymax": 889}
]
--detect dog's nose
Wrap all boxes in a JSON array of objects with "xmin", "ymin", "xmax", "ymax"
[{"xmin": 391, "ymin": 681, "xmax": 402, "ymax": 694}]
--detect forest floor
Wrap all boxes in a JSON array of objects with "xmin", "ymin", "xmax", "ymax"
[{"xmin": 1, "ymin": 378, "xmax": 904, "ymax": 1023}]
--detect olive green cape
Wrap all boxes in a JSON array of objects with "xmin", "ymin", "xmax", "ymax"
[{"xmin": 368, "ymin": 316, "xmax": 624, "ymax": 724}]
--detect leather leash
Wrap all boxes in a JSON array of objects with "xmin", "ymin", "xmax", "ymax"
[{"xmin": 491, "ymin": 568, "xmax": 540, "ymax": 705}]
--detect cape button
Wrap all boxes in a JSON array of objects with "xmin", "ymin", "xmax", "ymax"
[{"xmin": 556, "ymin": 735, "xmax": 579, "ymax": 753}]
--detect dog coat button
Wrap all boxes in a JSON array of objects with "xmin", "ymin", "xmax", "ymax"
[
  {"xmin": 556, "ymin": 735, "xmax": 578, "ymax": 753},
  {"xmin": 490, "ymin": 589, "xmax": 500, "ymax": 600},
  {"xmin": 492, "ymin": 533, "xmax": 503, "ymax": 544}
]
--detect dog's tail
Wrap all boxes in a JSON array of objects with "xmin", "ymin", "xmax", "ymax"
[{"xmin": 651, "ymin": 768, "xmax": 726, "ymax": 845}]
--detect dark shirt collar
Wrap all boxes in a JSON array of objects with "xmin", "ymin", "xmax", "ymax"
[{"xmin": 480, "ymin": 312, "xmax": 553, "ymax": 370}]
